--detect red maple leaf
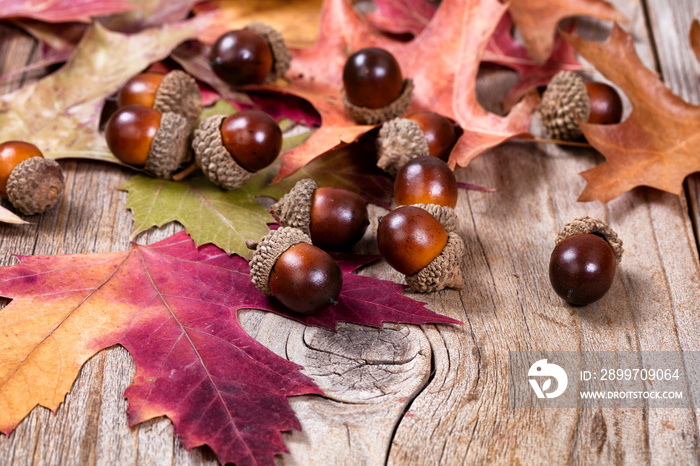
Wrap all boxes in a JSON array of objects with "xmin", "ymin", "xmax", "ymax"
[
  {"xmin": 0, "ymin": 231, "xmax": 459, "ymax": 465},
  {"xmin": 266, "ymin": 0, "xmax": 539, "ymax": 181},
  {"xmin": 483, "ymin": 13, "xmax": 584, "ymax": 111}
]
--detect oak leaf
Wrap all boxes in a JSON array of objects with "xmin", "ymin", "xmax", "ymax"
[
  {"xmin": 0, "ymin": 231, "xmax": 459, "ymax": 465},
  {"xmin": 0, "ymin": 0, "xmax": 134, "ymax": 23},
  {"xmin": 362, "ymin": 0, "xmax": 436, "ymax": 37},
  {"xmin": 270, "ymin": 0, "xmax": 539, "ymax": 181},
  {"xmin": 483, "ymin": 13, "xmax": 584, "ymax": 111},
  {"xmin": 507, "ymin": 0, "xmax": 625, "ymax": 65},
  {"xmin": 0, "ymin": 18, "xmax": 210, "ymax": 164},
  {"xmin": 565, "ymin": 25, "xmax": 700, "ymax": 203}
]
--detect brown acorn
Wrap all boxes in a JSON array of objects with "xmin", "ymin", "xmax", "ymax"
[
  {"xmin": 549, "ymin": 217, "xmax": 623, "ymax": 306},
  {"xmin": 269, "ymin": 178, "xmax": 369, "ymax": 251},
  {"xmin": 342, "ymin": 47, "xmax": 413, "ymax": 125},
  {"xmin": 0, "ymin": 141, "xmax": 64, "ymax": 215},
  {"xmin": 105, "ymin": 105, "xmax": 190, "ymax": 179},
  {"xmin": 377, "ymin": 205, "xmax": 464, "ymax": 292},
  {"xmin": 539, "ymin": 71, "xmax": 624, "ymax": 141},
  {"xmin": 247, "ymin": 227, "xmax": 342, "ymax": 315},
  {"xmin": 192, "ymin": 111, "xmax": 282, "ymax": 190}
]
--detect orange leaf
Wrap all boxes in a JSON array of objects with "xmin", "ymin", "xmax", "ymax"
[
  {"xmin": 273, "ymin": 0, "xmax": 539, "ymax": 182},
  {"xmin": 563, "ymin": 25, "xmax": 700, "ymax": 203},
  {"xmin": 193, "ymin": 0, "xmax": 323, "ymax": 48},
  {"xmin": 508, "ymin": 0, "xmax": 625, "ymax": 65}
]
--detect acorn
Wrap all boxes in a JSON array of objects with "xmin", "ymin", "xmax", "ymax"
[
  {"xmin": 248, "ymin": 227, "xmax": 343, "ymax": 315},
  {"xmin": 539, "ymin": 71, "xmax": 624, "ymax": 141},
  {"xmin": 549, "ymin": 217, "xmax": 623, "ymax": 306},
  {"xmin": 0, "ymin": 141, "xmax": 64, "ymax": 215},
  {"xmin": 342, "ymin": 47, "xmax": 413, "ymax": 125},
  {"xmin": 105, "ymin": 104, "xmax": 190, "ymax": 179},
  {"xmin": 393, "ymin": 156, "xmax": 459, "ymax": 233},
  {"xmin": 117, "ymin": 70, "xmax": 202, "ymax": 132},
  {"xmin": 192, "ymin": 110, "xmax": 282, "ymax": 190},
  {"xmin": 269, "ymin": 178, "xmax": 369, "ymax": 251},
  {"xmin": 210, "ymin": 22, "xmax": 292, "ymax": 86},
  {"xmin": 377, "ymin": 205, "xmax": 465, "ymax": 293},
  {"xmin": 376, "ymin": 112, "xmax": 457, "ymax": 175}
]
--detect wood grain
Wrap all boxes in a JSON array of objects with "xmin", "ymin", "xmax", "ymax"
[{"xmin": 1, "ymin": 1, "xmax": 699, "ymax": 464}]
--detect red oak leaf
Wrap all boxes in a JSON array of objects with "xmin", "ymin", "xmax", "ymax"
[
  {"xmin": 269, "ymin": 0, "xmax": 539, "ymax": 181},
  {"xmin": 0, "ymin": 231, "xmax": 458, "ymax": 465},
  {"xmin": 483, "ymin": 13, "xmax": 584, "ymax": 111},
  {"xmin": 507, "ymin": 0, "xmax": 625, "ymax": 65},
  {"xmin": 0, "ymin": 0, "xmax": 135, "ymax": 23},
  {"xmin": 564, "ymin": 26, "xmax": 700, "ymax": 203},
  {"xmin": 363, "ymin": 0, "xmax": 437, "ymax": 36}
]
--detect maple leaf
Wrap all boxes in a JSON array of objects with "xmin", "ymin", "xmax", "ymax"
[
  {"xmin": 268, "ymin": 0, "xmax": 539, "ymax": 181},
  {"xmin": 0, "ymin": 0, "xmax": 134, "ymax": 23},
  {"xmin": 507, "ymin": 0, "xmax": 625, "ymax": 65},
  {"xmin": 0, "ymin": 205, "xmax": 27, "ymax": 225},
  {"xmin": 0, "ymin": 231, "xmax": 459, "ymax": 465},
  {"xmin": 691, "ymin": 18, "xmax": 700, "ymax": 63},
  {"xmin": 362, "ymin": 0, "xmax": 437, "ymax": 37},
  {"xmin": 483, "ymin": 13, "xmax": 584, "ymax": 111},
  {"xmin": 0, "ymin": 17, "xmax": 210, "ymax": 164},
  {"xmin": 563, "ymin": 25, "xmax": 700, "ymax": 203},
  {"xmin": 193, "ymin": 0, "xmax": 324, "ymax": 48}
]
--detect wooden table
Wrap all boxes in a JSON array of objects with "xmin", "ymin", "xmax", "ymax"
[{"xmin": 1, "ymin": 0, "xmax": 700, "ymax": 464}]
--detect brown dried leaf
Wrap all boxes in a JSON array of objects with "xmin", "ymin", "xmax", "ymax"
[{"xmin": 564, "ymin": 26, "xmax": 700, "ymax": 203}]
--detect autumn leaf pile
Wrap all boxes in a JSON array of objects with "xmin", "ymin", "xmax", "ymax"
[{"xmin": 1, "ymin": 0, "xmax": 699, "ymax": 464}]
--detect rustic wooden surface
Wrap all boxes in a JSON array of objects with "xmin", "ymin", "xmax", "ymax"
[{"xmin": 1, "ymin": 0, "xmax": 700, "ymax": 464}]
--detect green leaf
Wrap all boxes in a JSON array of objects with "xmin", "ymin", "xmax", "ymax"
[{"xmin": 0, "ymin": 17, "xmax": 209, "ymax": 163}]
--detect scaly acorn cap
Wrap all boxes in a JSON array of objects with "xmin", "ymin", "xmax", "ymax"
[
  {"xmin": 556, "ymin": 216, "xmax": 623, "ymax": 263},
  {"xmin": 154, "ymin": 70, "xmax": 202, "ymax": 132},
  {"xmin": 406, "ymin": 232, "xmax": 465, "ymax": 293},
  {"xmin": 146, "ymin": 111, "xmax": 190, "ymax": 179},
  {"xmin": 376, "ymin": 117, "xmax": 429, "ymax": 176},
  {"xmin": 6, "ymin": 157, "xmax": 64, "ymax": 215},
  {"xmin": 269, "ymin": 178, "xmax": 317, "ymax": 235},
  {"xmin": 246, "ymin": 22, "xmax": 292, "ymax": 83},
  {"xmin": 192, "ymin": 114, "xmax": 254, "ymax": 190},
  {"xmin": 249, "ymin": 227, "xmax": 312, "ymax": 295},
  {"xmin": 539, "ymin": 71, "xmax": 591, "ymax": 141},
  {"xmin": 342, "ymin": 79, "xmax": 414, "ymax": 125},
  {"xmin": 412, "ymin": 203, "xmax": 459, "ymax": 233}
]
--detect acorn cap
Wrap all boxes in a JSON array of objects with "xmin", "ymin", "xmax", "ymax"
[
  {"xmin": 192, "ymin": 114, "xmax": 254, "ymax": 190},
  {"xmin": 539, "ymin": 71, "xmax": 591, "ymax": 141},
  {"xmin": 556, "ymin": 216, "xmax": 623, "ymax": 263},
  {"xmin": 376, "ymin": 117, "xmax": 429, "ymax": 176},
  {"xmin": 249, "ymin": 227, "xmax": 312, "ymax": 295},
  {"xmin": 269, "ymin": 178, "xmax": 317, "ymax": 234},
  {"xmin": 411, "ymin": 203, "xmax": 459, "ymax": 233},
  {"xmin": 154, "ymin": 70, "xmax": 202, "ymax": 132},
  {"xmin": 406, "ymin": 232, "xmax": 465, "ymax": 292},
  {"xmin": 342, "ymin": 78, "xmax": 414, "ymax": 125},
  {"xmin": 146, "ymin": 111, "xmax": 190, "ymax": 179},
  {"xmin": 6, "ymin": 157, "xmax": 64, "ymax": 215},
  {"xmin": 246, "ymin": 22, "xmax": 292, "ymax": 83}
]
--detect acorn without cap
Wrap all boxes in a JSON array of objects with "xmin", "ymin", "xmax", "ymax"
[
  {"xmin": 117, "ymin": 70, "xmax": 202, "ymax": 132},
  {"xmin": 539, "ymin": 71, "xmax": 624, "ymax": 141},
  {"xmin": 105, "ymin": 104, "xmax": 190, "ymax": 179},
  {"xmin": 342, "ymin": 47, "xmax": 413, "ymax": 125},
  {"xmin": 0, "ymin": 141, "xmax": 64, "ymax": 215},
  {"xmin": 248, "ymin": 227, "xmax": 343, "ymax": 315},
  {"xmin": 377, "ymin": 205, "xmax": 465, "ymax": 292}
]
